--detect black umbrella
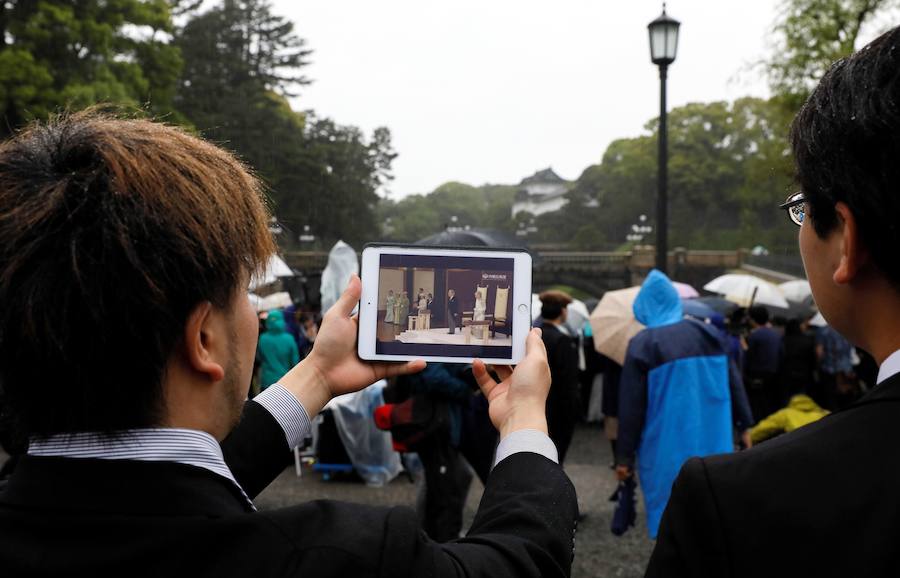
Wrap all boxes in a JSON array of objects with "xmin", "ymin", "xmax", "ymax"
[
  {"xmin": 763, "ymin": 299, "xmax": 816, "ymax": 322},
  {"xmin": 414, "ymin": 228, "xmax": 524, "ymax": 248},
  {"xmin": 695, "ymin": 296, "xmax": 740, "ymax": 316}
]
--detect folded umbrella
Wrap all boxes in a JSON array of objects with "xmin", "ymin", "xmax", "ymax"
[
  {"xmin": 611, "ymin": 476, "xmax": 638, "ymax": 536},
  {"xmin": 589, "ymin": 287, "xmax": 644, "ymax": 366}
]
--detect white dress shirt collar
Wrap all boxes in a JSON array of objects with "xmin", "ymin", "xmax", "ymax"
[
  {"xmin": 28, "ymin": 427, "xmax": 254, "ymax": 508},
  {"xmin": 877, "ymin": 349, "xmax": 900, "ymax": 385}
]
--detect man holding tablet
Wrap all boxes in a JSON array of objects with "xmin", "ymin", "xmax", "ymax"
[{"xmin": 0, "ymin": 114, "xmax": 577, "ymax": 577}]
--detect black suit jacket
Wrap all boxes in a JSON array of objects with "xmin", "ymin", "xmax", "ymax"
[
  {"xmin": 541, "ymin": 323, "xmax": 580, "ymax": 406},
  {"xmin": 646, "ymin": 372, "xmax": 900, "ymax": 577},
  {"xmin": 0, "ymin": 401, "xmax": 577, "ymax": 577},
  {"xmin": 447, "ymin": 296, "xmax": 459, "ymax": 315}
]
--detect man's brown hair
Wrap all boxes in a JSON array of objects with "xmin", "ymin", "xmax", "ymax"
[{"xmin": 0, "ymin": 112, "xmax": 275, "ymax": 437}]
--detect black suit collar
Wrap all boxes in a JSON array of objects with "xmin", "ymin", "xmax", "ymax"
[
  {"xmin": 853, "ymin": 372, "xmax": 900, "ymax": 406},
  {"xmin": 0, "ymin": 455, "xmax": 253, "ymax": 517}
]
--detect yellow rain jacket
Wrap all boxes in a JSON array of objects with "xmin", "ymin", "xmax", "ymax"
[{"xmin": 750, "ymin": 394, "xmax": 829, "ymax": 444}]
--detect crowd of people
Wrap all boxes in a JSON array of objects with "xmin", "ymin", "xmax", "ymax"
[{"xmin": 1, "ymin": 23, "xmax": 900, "ymax": 577}]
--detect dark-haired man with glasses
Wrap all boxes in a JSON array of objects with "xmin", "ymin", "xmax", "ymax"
[{"xmin": 646, "ymin": 26, "xmax": 900, "ymax": 577}]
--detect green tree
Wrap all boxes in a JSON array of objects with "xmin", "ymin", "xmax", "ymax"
[
  {"xmin": 554, "ymin": 98, "xmax": 796, "ymax": 251},
  {"xmin": 280, "ymin": 115, "xmax": 397, "ymax": 247},
  {"xmin": 0, "ymin": 0, "xmax": 182, "ymax": 136},
  {"xmin": 176, "ymin": 1, "xmax": 393, "ymax": 248},
  {"xmin": 766, "ymin": 0, "xmax": 898, "ymax": 110},
  {"xmin": 376, "ymin": 182, "xmax": 517, "ymax": 243}
]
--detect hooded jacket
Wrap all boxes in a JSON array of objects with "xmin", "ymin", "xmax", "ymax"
[
  {"xmin": 617, "ymin": 270, "xmax": 753, "ymax": 538},
  {"xmin": 749, "ymin": 394, "xmax": 828, "ymax": 443},
  {"xmin": 257, "ymin": 310, "xmax": 300, "ymax": 390}
]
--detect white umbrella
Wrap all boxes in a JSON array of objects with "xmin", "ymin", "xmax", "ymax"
[
  {"xmin": 248, "ymin": 292, "xmax": 263, "ymax": 312},
  {"xmin": 532, "ymin": 294, "xmax": 591, "ymax": 332},
  {"xmin": 259, "ymin": 291, "xmax": 292, "ymax": 311},
  {"xmin": 778, "ymin": 280, "xmax": 813, "ymax": 304},
  {"xmin": 249, "ymin": 254, "xmax": 295, "ymax": 291},
  {"xmin": 567, "ymin": 299, "xmax": 591, "ymax": 331},
  {"xmin": 703, "ymin": 274, "xmax": 789, "ymax": 309},
  {"xmin": 809, "ymin": 311, "xmax": 828, "ymax": 327},
  {"xmin": 589, "ymin": 287, "xmax": 644, "ymax": 365}
]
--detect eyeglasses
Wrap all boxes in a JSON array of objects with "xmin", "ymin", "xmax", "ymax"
[{"xmin": 779, "ymin": 192, "xmax": 806, "ymax": 227}]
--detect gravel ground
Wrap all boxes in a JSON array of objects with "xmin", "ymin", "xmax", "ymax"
[{"xmin": 255, "ymin": 422, "xmax": 655, "ymax": 577}]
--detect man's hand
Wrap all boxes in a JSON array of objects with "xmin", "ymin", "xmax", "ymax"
[
  {"xmin": 280, "ymin": 275, "xmax": 425, "ymax": 418},
  {"xmin": 615, "ymin": 464, "xmax": 632, "ymax": 482},
  {"xmin": 472, "ymin": 328, "xmax": 550, "ymax": 439},
  {"xmin": 741, "ymin": 430, "xmax": 753, "ymax": 450}
]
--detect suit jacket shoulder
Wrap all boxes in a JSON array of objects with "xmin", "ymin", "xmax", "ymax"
[
  {"xmin": 259, "ymin": 452, "xmax": 577, "ymax": 577},
  {"xmin": 1, "ymin": 439, "xmax": 576, "ymax": 577},
  {"xmin": 647, "ymin": 373, "xmax": 900, "ymax": 577}
]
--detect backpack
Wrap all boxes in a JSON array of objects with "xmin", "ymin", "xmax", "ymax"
[{"xmin": 373, "ymin": 394, "xmax": 450, "ymax": 453}]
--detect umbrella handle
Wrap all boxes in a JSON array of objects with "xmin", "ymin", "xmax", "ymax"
[{"xmin": 749, "ymin": 286, "xmax": 759, "ymax": 308}]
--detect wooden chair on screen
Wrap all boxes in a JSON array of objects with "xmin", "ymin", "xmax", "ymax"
[{"xmin": 490, "ymin": 286, "xmax": 510, "ymax": 338}]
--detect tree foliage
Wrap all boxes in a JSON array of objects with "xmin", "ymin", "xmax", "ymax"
[
  {"xmin": 766, "ymin": 0, "xmax": 899, "ymax": 110},
  {"xmin": 546, "ymin": 98, "xmax": 797, "ymax": 251},
  {"xmin": 385, "ymin": 99, "xmax": 797, "ymax": 251},
  {"xmin": 0, "ymin": 0, "xmax": 182, "ymax": 136},
  {"xmin": 175, "ymin": 0, "xmax": 394, "ymax": 248},
  {"xmin": 376, "ymin": 182, "xmax": 517, "ymax": 243}
]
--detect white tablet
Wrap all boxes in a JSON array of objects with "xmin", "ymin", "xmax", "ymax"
[{"xmin": 358, "ymin": 244, "xmax": 533, "ymax": 364}]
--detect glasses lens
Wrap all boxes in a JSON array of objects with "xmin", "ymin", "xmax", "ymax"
[
  {"xmin": 789, "ymin": 203, "xmax": 805, "ymax": 226},
  {"xmin": 783, "ymin": 192, "xmax": 805, "ymax": 227}
]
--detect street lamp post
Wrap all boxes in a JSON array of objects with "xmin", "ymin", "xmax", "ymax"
[{"xmin": 648, "ymin": 4, "xmax": 680, "ymax": 274}]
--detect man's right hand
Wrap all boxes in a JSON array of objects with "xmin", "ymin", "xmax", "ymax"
[
  {"xmin": 472, "ymin": 328, "xmax": 551, "ymax": 439},
  {"xmin": 281, "ymin": 275, "xmax": 425, "ymax": 419},
  {"xmin": 615, "ymin": 464, "xmax": 632, "ymax": 481}
]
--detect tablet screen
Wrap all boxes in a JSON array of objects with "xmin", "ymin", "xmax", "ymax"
[{"xmin": 375, "ymin": 253, "xmax": 515, "ymax": 359}]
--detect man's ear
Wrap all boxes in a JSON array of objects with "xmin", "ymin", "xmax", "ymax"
[
  {"xmin": 183, "ymin": 301, "xmax": 226, "ymax": 382},
  {"xmin": 833, "ymin": 202, "xmax": 869, "ymax": 285}
]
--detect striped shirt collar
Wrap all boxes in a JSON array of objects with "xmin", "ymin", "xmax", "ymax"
[{"xmin": 28, "ymin": 428, "xmax": 254, "ymax": 509}]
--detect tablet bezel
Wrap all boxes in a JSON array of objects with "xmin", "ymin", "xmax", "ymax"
[{"xmin": 358, "ymin": 244, "xmax": 532, "ymax": 364}]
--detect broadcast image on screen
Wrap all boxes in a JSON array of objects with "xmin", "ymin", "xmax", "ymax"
[{"xmin": 375, "ymin": 253, "xmax": 514, "ymax": 359}]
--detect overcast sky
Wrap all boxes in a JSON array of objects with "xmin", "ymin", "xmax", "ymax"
[{"xmin": 275, "ymin": 1, "xmax": 783, "ymax": 197}]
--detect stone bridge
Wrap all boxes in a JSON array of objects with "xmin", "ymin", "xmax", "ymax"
[{"xmin": 282, "ymin": 247, "xmax": 783, "ymax": 301}]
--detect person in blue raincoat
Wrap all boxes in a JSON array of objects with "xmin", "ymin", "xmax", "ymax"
[
  {"xmin": 257, "ymin": 309, "xmax": 300, "ymax": 391},
  {"xmin": 615, "ymin": 270, "xmax": 754, "ymax": 538}
]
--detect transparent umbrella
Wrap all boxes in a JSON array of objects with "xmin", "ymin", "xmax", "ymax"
[
  {"xmin": 703, "ymin": 274, "xmax": 789, "ymax": 309},
  {"xmin": 778, "ymin": 280, "xmax": 813, "ymax": 304}
]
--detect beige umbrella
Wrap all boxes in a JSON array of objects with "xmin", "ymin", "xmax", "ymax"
[{"xmin": 589, "ymin": 286, "xmax": 645, "ymax": 365}]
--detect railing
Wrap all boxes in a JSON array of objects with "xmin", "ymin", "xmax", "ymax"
[
  {"xmin": 744, "ymin": 254, "xmax": 806, "ymax": 279},
  {"xmin": 284, "ymin": 249, "xmax": 801, "ymax": 278},
  {"xmin": 536, "ymin": 252, "xmax": 631, "ymax": 267}
]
